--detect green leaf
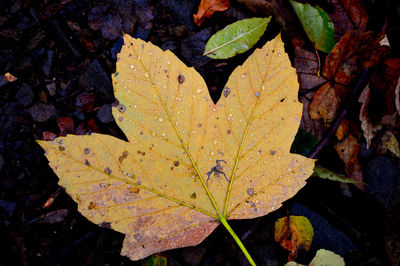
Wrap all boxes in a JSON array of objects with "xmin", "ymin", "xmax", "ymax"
[
  {"xmin": 290, "ymin": 0, "xmax": 335, "ymax": 53},
  {"xmin": 142, "ymin": 254, "xmax": 167, "ymax": 266},
  {"xmin": 313, "ymin": 166, "xmax": 359, "ymax": 183},
  {"xmin": 204, "ymin": 17, "xmax": 271, "ymax": 59}
]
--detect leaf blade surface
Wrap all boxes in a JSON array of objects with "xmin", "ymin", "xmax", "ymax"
[
  {"xmin": 204, "ymin": 17, "xmax": 271, "ymax": 59},
  {"xmin": 38, "ymin": 34, "xmax": 315, "ymax": 260}
]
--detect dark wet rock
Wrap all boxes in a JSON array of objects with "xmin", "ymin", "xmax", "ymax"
[
  {"xmin": 160, "ymin": 0, "xmax": 196, "ymax": 30},
  {"xmin": 14, "ymin": 56, "xmax": 33, "ymax": 72},
  {"xmin": 0, "ymin": 16, "xmax": 9, "ymax": 27},
  {"xmin": 364, "ymin": 156, "xmax": 400, "ymax": 211},
  {"xmin": 290, "ymin": 203, "xmax": 356, "ymax": 255},
  {"xmin": 171, "ymin": 25, "xmax": 188, "ymax": 37},
  {"xmin": 253, "ymin": 244, "xmax": 280, "ymax": 266},
  {"xmin": 88, "ymin": 0, "xmax": 153, "ymax": 40},
  {"xmin": 27, "ymin": 103, "xmax": 56, "ymax": 123},
  {"xmin": 0, "ymin": 199, "xmax": 16, "ymax": 217},
  {"xmin": 133, "ymin": 25, "xmax": 151, "ymax": 41},
  {"xmin": 26, "ymin": 30, "xmax": 46, "ymax": 50},
  {"xmin": 111, "ymin": 36, "xmax": 124, "ymax": 59},
  {"xmin": 42, "ymin": 50, "xmax": 54, "ymax": 76},
  {"xmin": 16, "ymin": 83, "xmax": 34, "ymax": 107},
  {"xmin": 359, "ymin": 143, "xmax": 374, "ymax": 159},
  {"xmin": 0, "ymin": 49, "xmax": 16, "ymax": 72},
  {"xmin": 78, "ymin": 59, "xmax": 113, "ymax": 101},
  {"xmin": 46, "ymin": 82, "xmax": 57, "ymax": 96},
  {"xmin": 0, "ymin": 154, "xmax": 4, "ymax": 171},
  {"xmin": 181, "ymin": 246, "xmax": 207, "ymax": 266},
  {"xmin": 97, "ymin": 104, "xmax": 114, "ymax": 123},
  {"xmin": 0, "ymin": 75, "xmax": 8, "ymax": 88},
  {"xmin": 160, "ymin": 40, "xmax": 176, "ymax": 51},
  {"xmin": 181, "ymin": 28, "xmax": 212, "ymax": 68}
]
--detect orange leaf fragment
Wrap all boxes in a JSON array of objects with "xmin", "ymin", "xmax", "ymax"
[
  {"xmin": 4, "ymin": 72, "xmax": 17, "ymax": 82},
  {"xmin": 275, "ymin": 215, "xmax": 314, "ymax": 261},
  {"xmin": 193, "ymin": 0, "xmax": 230, "ymax": 26}
]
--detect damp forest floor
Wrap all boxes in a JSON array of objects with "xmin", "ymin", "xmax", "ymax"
[{"xmin": 1, "ymin": 0, "xmax": 400, "ymax": 265}]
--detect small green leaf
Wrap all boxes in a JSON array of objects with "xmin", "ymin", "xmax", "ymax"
[
  {"xmin": 313, "ymin": 166, "xmax": 359, "ymax": 183},
  {"xmin": 290, "ymin": 0, "xmax": 335, "ymax": 53},
  {"xmin": 204, "ymin": 17, "xmax": 271, "ymax": 59},
  {"xmin": 142, "ymin": 254, "xmax": 167, "ymax": 266}
]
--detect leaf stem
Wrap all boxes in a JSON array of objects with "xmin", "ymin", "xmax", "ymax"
[{"xmin": 219, "ymin": 217, "xmax": 256, "ymax": 266}]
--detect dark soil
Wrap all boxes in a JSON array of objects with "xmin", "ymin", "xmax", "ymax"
[{"xmin": 0, "ymin": 0, "xmax": 399, "ymax": 265}]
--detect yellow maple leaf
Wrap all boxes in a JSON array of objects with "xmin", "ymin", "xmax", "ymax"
[{"xmin": 37, "ymin": 34, "xmax": 315, "ymax": 263}]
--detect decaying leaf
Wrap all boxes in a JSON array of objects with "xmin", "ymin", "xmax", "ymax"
[
  {"xmin": 380, "ymin": 131, "xmax": 400, "ymax": 158},
  {"xmin": 193, "ymin": 0, "xmax": 230, "ymax": 26},
  {"xmin": 368, "ymin": 58, "xmax": 400, "ymax": 127},
  {"xmin": 203, "ymin": 17, "xmax": 271, "ymax": 59},
  {"xmin": 294, "ymin": 47, "xmax": 327, "ymax": 90},
  {"xmin": 335, "ymin": 131, "xmax": 364, "ymax": 189},
  {"xmin": 290, "ymin": 1, "xmax": 335, "ymax": 53},
  {"xmin": 358, "ymin": 58, "xmax": 400, "ymax": 147},
  {"xmin": 309, "ymin": 31, "xmax": 389, "ymax": 125},
  {"xmin": 359, "ymin": 84, "xmax": 382, "ymax": 148},
  {"xmin": 329, "ymin": 0, "xmax": 368, "ymax": 38},
  {"xmin": 313, "ymin": 165, "xmax": 358, "ymax": 184},
  {"xmin": 285, "ymin": 248, "xmax": 345, "ymax": 266},
  {"xmin": 309, "ymin": 249, "xmax": 345, "ymax": 266},
  {"xmin": 275, "ymin": 215, "xmax": 314, "ymax": 261},
  {"xmin": 38, "ymin": 34, "xmax": 315, "ymax": 260}
]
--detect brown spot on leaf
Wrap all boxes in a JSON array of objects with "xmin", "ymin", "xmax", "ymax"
[
  {"xmin": 84, "ymin": 148, "xmax": 90, "ymax": 154},
  {"xmin": 223, "ymin": 87, "xmax": 231, "ymax": 98},
  {"xmin": 191, "ymin": 192, "xmax": 197, "ymax": 199},
  {"xmin": 177, "ymin": 74, "xmax": 185, "ymax": 84},
  {"xmin": 104, "ymin": 167, "xmax": 112, "ymax": 175},
  {"xmin": 174, "ymin": 161, "xmax": 179, "ymax": 167},
  {"xmin": 119, "ymin": 151, "xmax": 129, "ymax": 162},
  {"xmin": 227, "ymin": 129, "xmax": 231, "ymax": 135},
  {"xmin": 270, "ymin": 150, "xmax": 276, "ymax": 155},
  {"xmin": 58, "ymin": 146, "xmax": 65, "ymax": 151},
  {"xmin": 85, "ymin": 160, "xmax": 90, "ymax": 166},
  {"xmin": 118, "ymin": 104, "xmax": 126, "ymax": 113},
  {"xmin": 128, "ymin": 187, "xmax": 140, "ymax": 194},
  {"xmin": 88, "ymin": 202, "xmax": 96, "ymax": 209},
  {"xmin": 247, "ymin": 188, "xmax": 255, "ymax": 196}
]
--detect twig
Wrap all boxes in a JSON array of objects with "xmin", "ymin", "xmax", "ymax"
[{"xmin": 309, "ymin": 69, "xmax": 369, "ymax": 159}]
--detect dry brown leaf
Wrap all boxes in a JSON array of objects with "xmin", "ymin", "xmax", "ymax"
[
  {"xmin": 294, "ymin": 47, "xmax": 327, "ymax": 90},
  {"xmin": 335, "ymin": 132, "xmax": 364, "ymax": 190},
  {"xmin": 328, "ymin": 0, "xmax": 368, "ymax": 38},
  {"xmin": 323, "ymin": 31, "xmax": 388, "ymax": 84},
  {"xmin": 193, "ymin": 0, "xmax": 230, "ymax": 26},
  {"xmin": 299, "ymin": 91, "xmax": 326, "ymax": 140},
  {"xmin": 309, "ymin": 82, "xmax": 347, "ymax": 124},
  {"xmin": 359, "ymin": 84, "xmax": 382, "ymax": 148}
]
